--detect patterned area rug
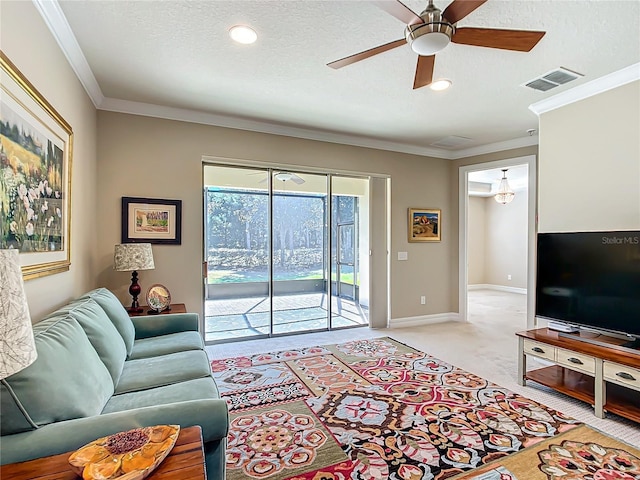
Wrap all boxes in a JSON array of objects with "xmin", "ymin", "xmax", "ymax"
[{"xmin": 211, "ymin": 337, "xmax": 640, "ymax": 480}]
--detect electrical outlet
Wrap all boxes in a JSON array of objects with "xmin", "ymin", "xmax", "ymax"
[
  {"xmin": 420, "ymin": 296, "xmax": 426, "ymax": 305},
  {"xmin": 507, "ymin": 275, "xmax": 512, "ymax": 281}
]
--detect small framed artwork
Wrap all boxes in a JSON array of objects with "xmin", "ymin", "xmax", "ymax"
[
  {"xmin": 1, "ymin": 52, "xmax": 73, "ymax": 280},
  {"xmin": 408, "ymin": 208, "xmax": 441, "ymax": 242},
  {"xmin": 122, "ymin": 197, "xmax": 182, "ymax": 245}
]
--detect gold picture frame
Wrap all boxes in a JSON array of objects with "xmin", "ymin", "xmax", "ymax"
[
  {"xmin": 1, "ymin": 52, "xmax": 73, "ymax": 279},
  {"xmin": 408, "ymin": 208, "xmax": 441, "ymax": 242}
]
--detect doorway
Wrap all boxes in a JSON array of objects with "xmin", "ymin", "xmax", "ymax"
[
  {"xmin": 458, "ymin": 155, "xmax": 537, "ymax": 328},
  {"xmin": 202, "ymin": 164, "xmax": 370, "ymax": 343}
]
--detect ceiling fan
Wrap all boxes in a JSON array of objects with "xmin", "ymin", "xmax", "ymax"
[
  {"xmin": 257, "ymin": 171, "xmax": 306, "ymax": 184},
  {"xmin": 327, "ymin": 0, "xmax": 546, "ymax": 90}
]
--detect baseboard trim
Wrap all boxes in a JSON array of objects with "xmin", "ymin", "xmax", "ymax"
[
  {"xmin": 391, "ymin": 312, "xmax": 460, "ymax": 328},
  {"xmin": 468, "ymin": 284, "xmax": 527, "ymax": 295}
]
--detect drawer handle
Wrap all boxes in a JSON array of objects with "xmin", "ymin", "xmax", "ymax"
[
  {"xmin": 532, "ymin": 347, "xmax": 545, "ymax": 353},
  {"xmin": 616, "ymin": 372, "xmax": 636, "ymax": 381},
  {"xmin": 567, "ymin": 357, "xmax": 584, "ymax": 365}
]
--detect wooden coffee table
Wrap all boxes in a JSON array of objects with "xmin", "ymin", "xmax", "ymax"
[{"xmin": 0, "ymin": 425, "xmax": 206, "ymax": 479}]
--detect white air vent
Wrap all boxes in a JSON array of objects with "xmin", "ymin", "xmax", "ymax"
[
  {"xmin": 430, "ymin": 135, "xmax": 473, "ymax": 149},
  {"xmin": 523, "ymin": 67, "xmax": 583, "ymax": 92}
]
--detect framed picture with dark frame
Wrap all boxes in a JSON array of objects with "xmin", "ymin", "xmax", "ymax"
[
  {"xmin": 121, "ymin": 197, "xmax": 182, "ymax": 245},
  {"xmin": 408, "ymin": 208, "xmax": 441, "ymax": 242}
]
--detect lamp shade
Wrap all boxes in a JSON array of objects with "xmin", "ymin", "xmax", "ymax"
[
  {"xmin": 114, "ymin": 243, "xmax": 155, "ymax": 272},
  {"xmin": 0, "ymin": 249, "xmax": 37, "ymax": 379}
]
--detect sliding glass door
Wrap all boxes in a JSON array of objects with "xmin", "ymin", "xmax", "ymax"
[
  {"xmin": 203, "ymin": 164, "xmax": 369, "ymax": 343},
  {"xmin": 331, "ymin": 176, "xmax": 369, "ymax": 327},
  {"xmin": 203, "ymin": 165, "xmax": 270, "ymax": 340},
  {"xmin": 272, "ymin": 171, "xmax": 328, "ymax": 335}
]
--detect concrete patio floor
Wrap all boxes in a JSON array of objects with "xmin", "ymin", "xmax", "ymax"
[{"xmin": 204, "ymin": 292, "xmax": 368, "ymax": 342}]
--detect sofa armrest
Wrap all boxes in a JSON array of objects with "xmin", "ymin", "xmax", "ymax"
[
  {"xmin": 0, "ymin": 399, "xmax": 228, "ymax": 465},
  {"xmin": 131, "ymin": 312, "xmax": 199, "ymax": 339}
]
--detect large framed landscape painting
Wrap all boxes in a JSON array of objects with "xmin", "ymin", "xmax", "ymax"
[
  {"xmin": 122, "ymin": 197, "xmax": 182, "ymax": 245},
  {"xmin": 408, "ymin": 207, "xmax": 441, "ymax": 242},
  {"xmin": 0, "ymin": 52, "xmax": 73, "ymax": 279}
]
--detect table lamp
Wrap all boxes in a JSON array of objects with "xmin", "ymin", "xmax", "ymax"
[
  {"xmin": 114, "ymin": 243, "xmax": 155, "ymax": 313},
  {"xmin": 0, "ymin": 249, "xmax": 38, "ymax": 383}
]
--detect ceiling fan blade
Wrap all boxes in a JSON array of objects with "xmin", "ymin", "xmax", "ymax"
[
  {"xmin": 452, "ymin": 27, "xmax": 545, "ymax": 52},
  {"xmin": 442, "ymin": 0, "xmax": 487, "ymax": 24},
  {"xmin": 371, "ymin": 0, "xmax": 423, "ymax": 25},
  {"xmin": 328, "ymin": 38, "xmax": 406, "ymax": 69},
  {"xmin": 413, "ymin": 55, "xmax": 435, "ymax": 89},
  {"xmin": 290, "ymin": 174, "xmax": 305, "ymax": 185}
]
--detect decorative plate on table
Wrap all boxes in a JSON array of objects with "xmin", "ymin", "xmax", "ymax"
[
  {"xmin": 68, "ymin": 424, "xmax": 180, "ymax": 480},
  {"xmin": 146, "ymin": 284, "xmax": 171, "ymax": 313}
]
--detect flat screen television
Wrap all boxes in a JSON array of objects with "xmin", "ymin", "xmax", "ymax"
[{"xmin": 535, "ymin": 231, "xmax": 640, "ymax": 341}]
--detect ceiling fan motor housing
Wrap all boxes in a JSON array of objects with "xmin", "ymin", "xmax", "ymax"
[{"xmin": 405, "ymin": 3, "xmax": 454, "ymax": 56}]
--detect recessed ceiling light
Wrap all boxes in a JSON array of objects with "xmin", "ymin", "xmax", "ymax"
[
  {"xmin": 430, "ymin": 79, "xmax": 451, "ymax": 91},
  {"xmin": 229, "ymin": 25, "xmax": 257, "ymax": 45}
]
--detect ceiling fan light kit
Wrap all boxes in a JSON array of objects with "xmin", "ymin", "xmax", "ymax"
[
  {"xmin": 405, "ymin": 2, "xmax": 454, "ymax": 56},
  {"xmin": 270, "ymin": 172, "xmax": 306, "ymax": 185},
  {"xmin": 274, "ymin": 172, "xmax": 293, "ymax": 182}
]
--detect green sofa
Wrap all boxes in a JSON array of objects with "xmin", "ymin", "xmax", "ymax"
[{"xmin": 0, "ymin": 288, "xmax": 228, "ymax": 479}]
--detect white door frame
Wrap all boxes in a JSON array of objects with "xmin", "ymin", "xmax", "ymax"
[{"xmin": 458, "ymin": 154, "xmax": 537, "ymax": 328}]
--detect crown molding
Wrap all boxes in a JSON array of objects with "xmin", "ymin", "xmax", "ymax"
[
  {"xmin": 33, "ymin": 0, "xmax": 104, "ymax": 107},
  {"xmin": 101, "ymin": 97, "xmax": 540, "ymax": 160},
  {"xmin": 529, "ymin": 63, "xmax": 640, "ymax": 116},
  {"xmin": 448, "ymin": 135, "xmax": 538, "ymax": 159},
  {"xmin": 99, "ymin": 97, "xmax": 455, "ymax": 158}
]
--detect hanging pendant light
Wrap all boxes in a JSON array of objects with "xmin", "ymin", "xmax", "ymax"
[{"xmin": 494, "ymin": 169, "xmax": 515, "ymax": 204}]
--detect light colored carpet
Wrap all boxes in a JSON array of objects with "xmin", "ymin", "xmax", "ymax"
[{"xmin": 206, "ymin": 289, "xmax": 640, "ymax": 446}]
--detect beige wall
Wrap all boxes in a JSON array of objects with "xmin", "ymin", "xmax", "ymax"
[
  {"xmin": 467, "ymin": 197, "xmax": 486, "ymax": 284},
  {"xmin": 97, "ymin": 112, "xmax": 454, "ymax": 322},
  {"xmin": 538, "ymin": 81, "xmax": 640, "ymax": 232},
  {"xmin": 1, "ymin": 1, "xmax": 98, "ymax": 321},
  {"xmin": 468, "ymin": 192, "xmax": 528, "ymax": 289},
  {"xmin": 484, "ymin": 188, "xmax": 528, "ymax": 288}
]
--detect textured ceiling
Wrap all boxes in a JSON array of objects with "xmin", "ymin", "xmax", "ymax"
[{"xmin": 56, "ymin": 0, "xmax": 640, "ymax": 157}]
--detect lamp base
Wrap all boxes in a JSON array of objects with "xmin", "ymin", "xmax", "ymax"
[{"xmin": 127, "ymin": 270, "xmax": 143, "ymax": 313}]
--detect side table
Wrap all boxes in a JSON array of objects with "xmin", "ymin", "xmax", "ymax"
[
  {"xmin": 128, "ymin": 303, "xmax": 187, "ymax": 317},
  {"xmin": 0, "ymin": 425, "xmax": 206, "ymax": 480}
]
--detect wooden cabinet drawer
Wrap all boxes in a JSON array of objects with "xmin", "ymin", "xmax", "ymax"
[
  {"xmin": 523, "ymin": 339, "xmax": 555, "ymax": 361},
  {"xmin": 556, "ymin": 348, "xmax": 595, "ymax": 375},
  {"xmin": 604, "ymin": 361, "xmax": 640, "ymax": 391}
]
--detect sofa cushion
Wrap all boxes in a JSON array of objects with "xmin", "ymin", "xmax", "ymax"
[
  {"xmin": 0, "ymin": 315, "xmax": 113, "ymax": 435},
  {"xmin": 129, "ymin": 331, "xmax": 204, "ymax": 360},
  {"xmin": 103, "ymin": 378, "xmax": 220, "ymax": 414},
  {"xmin": 83, "ymin": 288, "xmax": 135, "ymax": 355},
  {"xmin": 114, "ymin": 350, "xmax": 211, "ymax": 395},
  {"xmin": 46, "ymin": 298, "xmax": 126, "ymax": 386}
]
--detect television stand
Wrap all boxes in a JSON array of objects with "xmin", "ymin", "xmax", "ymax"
[
  {"xmin": 517, "ymin": 328, "xmax": 640, "ymax": 423},
  {"xmin": 621, "ymin": 338, "xmax": 640, "ymax": 350},
  {"xmin": 557, "ymin": 330, "xmax": 640, "ymax": 353}
]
